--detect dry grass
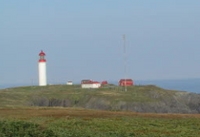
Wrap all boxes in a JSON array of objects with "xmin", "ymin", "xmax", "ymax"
[
  {"xmin": 100, "ymin": 91, "xmax": 121, "ymax": 96},
  {"xmin": 1, "ymin": 107, "xmax": 200, "ymax": 119}
]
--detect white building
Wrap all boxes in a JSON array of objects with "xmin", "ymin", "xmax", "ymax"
[
  {"xmin": 81, "ymin": 80, "xmax": 101, "ymax": 89},
  {"xmin": 66, "ymin": 81, "xmax": 73, "ymax": 85}
]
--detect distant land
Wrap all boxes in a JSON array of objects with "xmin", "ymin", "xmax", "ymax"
[{"xmin": 1, "ymin": 78, "xmax": 200, "ymax": 93}]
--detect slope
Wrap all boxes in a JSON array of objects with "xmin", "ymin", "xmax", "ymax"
[{"xmin": 0, "ymin": 84, "xmax": 200, "ymax": 113}]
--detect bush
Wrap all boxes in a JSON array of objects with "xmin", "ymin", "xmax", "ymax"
[{"xmin": 0, "ymin": 120, "xmax": 57, "ymax": 137}]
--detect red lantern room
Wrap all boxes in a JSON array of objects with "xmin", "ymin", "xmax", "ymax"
[{"xmin": 39, "ymin": 50, "xmax": 46, "ymax": 62}]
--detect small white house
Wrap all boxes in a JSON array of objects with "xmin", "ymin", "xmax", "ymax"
[
  {"xmin": 81, "ymin": 80, "xmax": 101, "ymax": 89},
  {"xmin": 66, "ymin": 81, "xmax": 73, "ymax": 85}
]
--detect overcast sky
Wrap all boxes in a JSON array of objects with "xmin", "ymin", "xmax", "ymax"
[{"xmin": 1, "ymin": 0, "xmax": 200, "ymax": 85}]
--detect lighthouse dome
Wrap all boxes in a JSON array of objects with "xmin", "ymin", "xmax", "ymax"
[{"xmin": 39, "ymin": 50, "xmax": 46, "ymax": 56}]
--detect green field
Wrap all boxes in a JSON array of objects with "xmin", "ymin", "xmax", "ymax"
[
  {"xmin": 0, "ymin": 85, "xmax": 200, "ymax": 136},
  {"xmin": 0, "ymin": 107, "xmax": 200, "ymax": 137}
]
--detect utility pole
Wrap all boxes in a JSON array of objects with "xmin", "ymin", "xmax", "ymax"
[{"xmin": 123, "ymin": 34, "xmax": 127, "ymax": 91}]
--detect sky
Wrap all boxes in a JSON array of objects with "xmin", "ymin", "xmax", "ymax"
[{"xmin": 0, "ymin": 0, "xmax": 200, "ymax": 85}]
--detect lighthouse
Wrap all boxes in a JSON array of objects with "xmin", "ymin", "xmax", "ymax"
[{"xmin": 38, "ymin": 50, "xmax": 47, "ymax": 86}]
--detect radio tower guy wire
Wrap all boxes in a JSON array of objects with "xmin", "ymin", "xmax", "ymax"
[{"xmin": 123, "ymin": 34, "xmax": 127, "ymax": 91}]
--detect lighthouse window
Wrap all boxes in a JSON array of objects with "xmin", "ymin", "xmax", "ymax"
[{"xmin": 40, "ymin": 56, "xmax": 45, "ymax": 60}]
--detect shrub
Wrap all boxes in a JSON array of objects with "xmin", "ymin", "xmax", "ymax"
[{"xmin": 0, "ymin": 120, "xmax": 57, "ymax": 137}]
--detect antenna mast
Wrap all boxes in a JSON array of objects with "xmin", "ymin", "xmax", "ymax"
[{"xmin": 123, "ymin": 34, "xmax": 127, "ymax": 91}]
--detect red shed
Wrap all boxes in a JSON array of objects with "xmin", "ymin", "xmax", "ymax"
[
  {"xmin": 101, "ymin": 81, "xmax": 108, "ymax": 85},
  {"xmin": 119, "ymin": 79, "xmax": 134, "ymax": 86}
]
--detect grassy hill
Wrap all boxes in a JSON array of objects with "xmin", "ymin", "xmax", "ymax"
[
  {"xmin": 0, "ymin": 84, "xmax": 200, "ymax": 113},
  {"xmin": 1, "ymin": 85, "xmax": 200, "ymax": 136}
]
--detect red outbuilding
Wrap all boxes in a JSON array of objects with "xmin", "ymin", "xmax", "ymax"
[
  {"xmin": 101, "ymin": 81, "xmax": 108, "ymax": 85},
  {"xmin": 119, "ymin": 79, "xmax": 134, "ymax": 86}
]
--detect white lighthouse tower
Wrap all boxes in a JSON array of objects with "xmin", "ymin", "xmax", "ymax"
[{"xmin": 38, "ymin": 50, "xmax": 47, "ymax": 86}]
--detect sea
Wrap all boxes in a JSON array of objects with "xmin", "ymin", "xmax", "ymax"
[
  {"xmin": 1, "ymin": 78, "xmax": 200, "ymax": 94},
  {"xmin": 135, "ymin": 79, "xmax": 200, "ymax": 94}
]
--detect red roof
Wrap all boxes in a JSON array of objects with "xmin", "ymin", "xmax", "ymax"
[
  {"xmin": 92, "ymin": 81, "xmax": 100, "ymax": 84},
  {"xmin": 81, "ymin": 80, "xmax": 100, "ymax": 84},
  {"xmin": 39, "ymin": 50, "xmax": 46, "ymax": 56},
  {"xmin": 81, "ymin": 80, "xmax": 92, "ymax": 84},
  {"xmin": 101, "ymin": 81, "xmax": 108, "ymax": 85}
]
